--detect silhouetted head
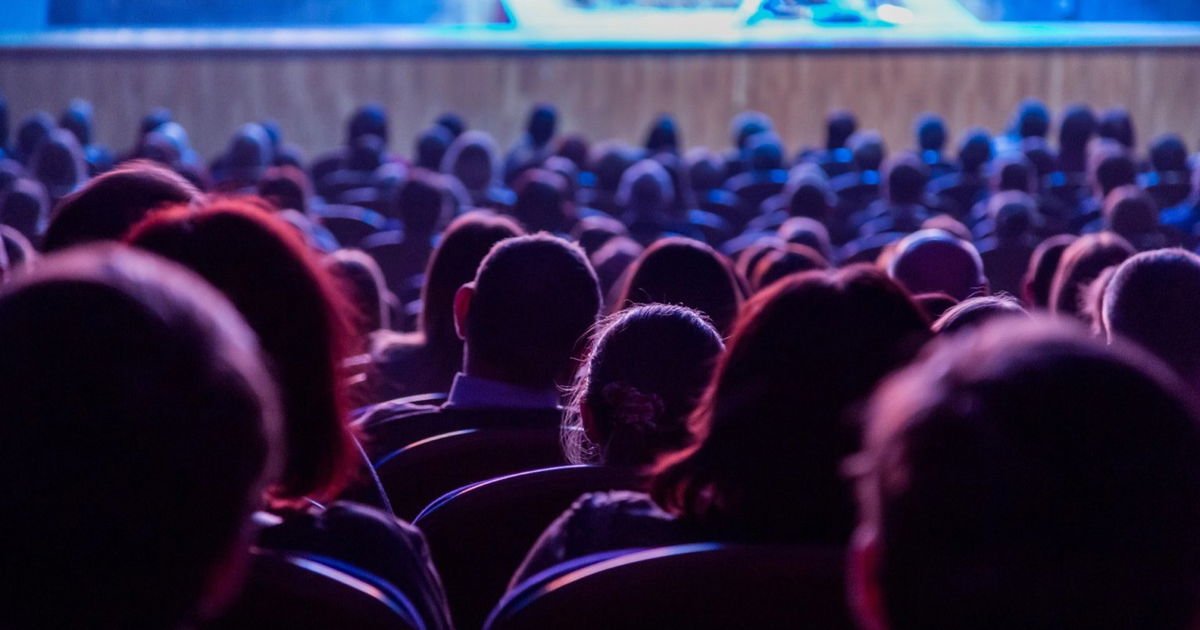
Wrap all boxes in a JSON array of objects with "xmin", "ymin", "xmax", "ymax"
[
  {"xmin": 395, "ymin": 172, "xmax": 448, "ymax": 235},
  {"xmin": 1049, "ymin": 232, "xmax": 1134, "ymax": 318},
  {"xmin": 0, "ymin": 178, "xmax": 51, "ymax": 242},
  {"xmin": 1020, "ymin": 136, "xmax": 1059, "ymax": 183},
  {"xmin": 30, "ymin": 128, "xmax": 87, "ymax": 201},
  {"xmin": 958, "ymin": 129, "xmax": 994, "ymax": 174},
  {"xmin": 59, "ymin": 99, "xmax": 94, "ymax": 147},
  {"xmin": 435, "ymin": 112, "xmax": 467, "ymax": 139},
  {"xmin": 751, "ymin": 243, "xmax": 829, "ymax": 292},
  {"xmin": 43, "ymin": 161, "xmax": 201, "ymax": 253},
  {"xmin": 1013, "ymin": 98, "xmax": 1050, "ymax": 139},
  {"xmin": 15, "ymin": 112, "xmax": 55, "ymax": 165},
  {"xmin": 591, "ymin": 142, "xmax": 637, "ymax": 193},
  {"xmin": 418, "ymin": 211, "xmax": 524, "ymax": 358},
  {"xmin": 554, "ymin": 134, "xmax": 590, "ymax": 172},
  {"xmin": 326, "ymin": 248, "xmax": 389, "ymax": 337},
  {"xmin": 853, "ymin": 319, "xmax": 1200, "ymax": 630},
  {"xmin": 826, "ymin": 110, "xmax": 859, "ymax": 151},
  {"xmin": 988, "ymin": 190, "xmax": 1037, "ymax": 241},
  {"xmin": 1058, "ymin": 104, "xmax": 1096, "ymax": 172},
  {"xmin": 443, "ymin": 130, "xmax": 499, "ymax": 192},
  {"xmin": 932, "ymin": 294, "xmax": 1027, "ymax": 335},
  {"xmin": 572, "ymin": 214, "xmax": 628, "ymax": 258},
  {"xmin": 990, "ymin": 152, "xmax": 1035, "ymax": 193},
  {"xmin": 139, "ymin": 108, "xmax": 172, "ymax": 136},
  {"xmin": 223, "ymin": 123, "xmax": 273, "ymax": 184},
  {"xmin": 565, "ymin": 304, "xmax": 724, "ymax": 467},
  {"xmin": 415, "ymin": 125, "xmax": 454, "ymax": 171},
  {"xmin": 730, "ymin": 111, "xmax": 773, "ymax": 150},
  {"xmin": 1097, "ymin": 107, "xmax": 1136, "ymax": 150},
  {"xmin": 1022, "ymin": 234, "xmax": 1076, "ymax": 309},
  {"xmin": 617, "ymin": 237, "xmax": 742, "ymax": 335},
  {"xmin": 525, "ymin": 103, "xmax": 558, "ymax": 148},
  {"xmin": 850, "ymin": 131, "xmax": 886, "ymax": 172},
  {"xmin": 457, "ymin": 234, "xmax": 601, "ymax": 388},
  {"xmin": 257, "ymin": 165, "xmax": 311, "ymax": 215},
  {"xmin": 127, "ymin": 200, "xmax": 356, "ymax": 506},
  {"xmin": 0, "ymin": 245, "xmax": 279, "ymax": 629},
  {"xmin": 785, "ymin": 168, "xmax": 835, "ymax": 223},
  {"xmin": 1104, "ymin": 185, "xmax": 1162, "ymax": 251},
  {"xmin": 685, "ymin": 148, "xmax": 727, "ymax": 193},
  {"xmin": 778, "ymin": 216, "xmax": 833, "ymax": 260},
  {"xmin": 889, "ymin": 230, "xmax": 988, "ymax": 301},
  {"xmin": 922, "ymin": 215, "xmax": 972, "ymax": 243},
  {"xmin": 883, "ymin": 154, "xmax": 928, "ymax": 205},
  {"xmin": 617, "ymin": 159, "xmax": 674, "ymax": 218},
  {"xmin": 915, "ymin": 113, "xmax": 947, "ymax": 153},
  {"xmin": 1150, "ymin": 134, "xmax": 1189, "ymax": 173},
  {"xmin": 644, "ymin": 114, "xmax": 680, "ymax": 155},
  {"xmin": 347, "ymin": 104, "xmax": 388, "ymax": 146},
  {"xmin": 653, "ymin": 266, "xmax": 930, "ymax": 544},
  {"xmin": 513, "ymin": 169, "xmax": 570, "ymax": 234},
  {"xmin": 746, "ymin": 133, "xmax": 785, "ymax": 173},
  {"xmin": 1105, "ymin": 250, "xmax": 1200, "ymax": 386},
  {"xmin": 1089, "ymin": 145, "xmax": 1137, "ymax": 200}
]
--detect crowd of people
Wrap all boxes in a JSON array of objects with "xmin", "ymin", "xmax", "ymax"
[{"xmin": 3, "ymin": 93, "xmax": 1200, "ymax": 629}]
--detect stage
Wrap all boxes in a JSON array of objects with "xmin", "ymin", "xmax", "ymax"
[{"xmin": 0, "ymin": 0, "xmax": 1197, "ymax": 159}]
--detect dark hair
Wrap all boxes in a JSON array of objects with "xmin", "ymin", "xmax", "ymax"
[
  {"xmin": 43, "ymin": 160, "xmax": 201, "ymax": 253},
  {"xmin": 1149, "ymin": 134, "xmax": 1189, "ymax": 173},
  {"xmin": 644, "ymin": 114, "xmax": 680, "ymax": 155},
  {"xmin": 958, "ymin": 129, "xmax": 994, "ymax": 174},
  {"xmin": 512, "ymin": 169, "xmax": 570, "ymax": 234},
  {"xmin": 1097, "ymin": 107, "xmax": 1136, "ymax": 149},
  {"xmin": 826, "ymin": 110, "xmax": 858, "ymax": 151},
  {"xmin": 526, "ymin": 103, "xmax": 558, "ymax": 147},
  {"xmin": 0, "ymin": 178, "xmax": 50, "ymax": 242},
  {"xmin": 751, "ymin": 243, "xmax": 829, "ymax": 292},
  {"xmin": 30, "ymin": 128, "xmax": 87, "ymax": 202},
  {"xmin": 850, "ymin": 131, "xmax": 886, "ymax": 171},
  {"xmin": 257, "ymin": 165, "xmax": 311, "ymax": 214},
  {"xmin": 555, "ymin": 134, "xmax": 590, "ymax": 171},
  {"xmin": 127, "ymin": 199, "xmax": 356, "ymax": 505},
  {"xmin": 1089, "ymin": 146, "xmax": 1137, "ymax": 199},
  {"xmin": 932, "ymin": 294, "xmax": 1027, "ymax": 335},
  {"xmin": 347, "ymin": 104, "xmax": 388, "ymax": 145},
  {"xmin": 1049, "ymin": 232, "xmax": 1134, "ymax": 318},
  {"xmin": 652, "ymin": 267, "xmax": 930, "ymax": 544},
  {"xmin": 1105, "ymin": 249, "xmax": 1200, "ymax": 384},
  {"xmin": 888, "ymin": 230, "xmax": 987, "ymax": 301},
  {"xmin": 14, "ymin": 111, "xmax": 55, "ymax": 164},
  {"xmin": 778, "ymin": 216, "xmax": 832, "ymax": 260},
  {"xmin": 1022, "ymin": 234, "xmax": 1075, "ymax": 309},
  {"xmin": 466, "ymin": 233, "xmax": 601, "ymax": 387},
  {"xmin": 990, "ymin": 153, "xmax": 1035, "ymax": 193},
  {"xmin": 395, "ymin": 172, "xmax": 447, "ymax": 235},
  {"xmin": 1014, "ymin": 98, "xmax": 1050, "ymax": 139},
  {"xmin": 435, "ymin": 112, "xmax": 467, "ymax": 139},
  {"xmin": 326, "ymin": 249, "xmax": 389, "ymax": 339},
  {"xmin": 0, "ymin": 245, "xmax": 278, "ymax": 628},
  {"xmin": 730, "ymin": 111, "xmax": 773, "ymax": 151},
  {"xmin": 1104, "ymin": 185, "xmax": 1162, "ymax": 250},
  {"xmin": 858, "ymin": 319, "xmax": 1200, "ymax": 630},
  {"xmin": 617, "ymin": 237, "xmax": 742, "ymax": 335},
  {"xmin": 59, "ymin": 99, "xmax": 94, "ymax": 147},
  {"xmin": 915, "ymin": 113, "xmax": 947, "ymax": 153},
  {"xmin": 565, "ymin": 304, "xmax": 724, "ymax": 467},
  {"xmin": 1058, "ymin": 104, "xmax": 1097, "ymax": 172},
  {"xmin": 415, "ymin": 125, "xmax": 453, "ymax": 171},
  {"xmin": 988, "ymin": 190, "xmax": 1037, "ymax": 241},
  {"xmin": 883, "ymin": 154, "xmax": 929, "ymax": 205}
]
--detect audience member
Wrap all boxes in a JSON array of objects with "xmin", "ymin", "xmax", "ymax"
[
  {"xmin": 1049, "ymin": 231, "xmax": 1134, "ymax": 318},
  {"xmin": 931, "ymin": 294, "xmax": 1027, "ymax": 335},
  {"xmin": 615, "ymin": 237, "xmax": 742, "ymax": 335},
  {"xmin": 888, "ymin": 229, "xmax": 988, "ymax": 301}
]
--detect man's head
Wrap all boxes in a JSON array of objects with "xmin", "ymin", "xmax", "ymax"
[
  {"xmin": 454, "ymin": 234, "xmax": 601, "ymax": 388},
  {"xmin": 1105, "ymin": 249, "xmax": 1200, "ymax": 388},
  {"xmin": 851, "ymin": 318, "xmax": 1200, "ymax": 630},
  {"xmin": 888, "ymin": 229, "xmax": 987, "ymax": 301}
]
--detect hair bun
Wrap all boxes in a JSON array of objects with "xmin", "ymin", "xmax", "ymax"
[{"xmin": 602, "ymin": 382, "xmax": 664, "ymax": 431}]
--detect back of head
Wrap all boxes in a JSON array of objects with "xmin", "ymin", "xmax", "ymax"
[
  {"xmin": 590, "ymin": 142, "xmax": 637, "ymax": 192},
  {"xmin": 1023, "ymin": 234, "xmax": 1076, "ymax": 309},
  {"xmin": 857, "ymin": 319, "xmax": 1200, "ymax": 630},
  {"xmin": 1090, "ymin": 145, "xmax": 1138, "ymax": 199},
  {"xmin": 326, "ymin": 248, "xmax": 389, "ymax": 336},
  {"xmin": 1014, "ymin": 98, "xmax": 1050, "ymax": 139},
  {"xmin": 932, "ymin": 294, "xmax": 1027, "ymax": 335},
  {"xmin": 1098, "ymin": 107, "xmax": 1136, "ymax": 149},
  {"xmin": 415, "ymin": 125, "xmax": 453, "ymax": 171},
  {"xmin": 653, "ymin": 267, "xmax": 929, "ymax": 543},
  {"xmin": 686, "ymin": 148, "xmax": 727, "ymax": 193},
  {"xmin": 915, "ymin": 113, "xmax": 947, "ymax": 153},
  {"xmin": 746, "ymin": 132, "xmax": 784, "ymax": 172},
  {"xmin": 555, "ymin": 134, "xmax": 590, "ymax": 171},
  {"xmin": 526, "ymin": 103, "xmax": 558, "ymax": 147},
  {"xmin": 395, "ymin": 172, "xmax": 446, "ymax": 234},
  {"xmin": 778, "ymin": 215, "xmax": 832, "ymax": 260},
  {"xmin": 889, "ymin": 229, "xmax": 987, "ymax": 301},
  {"xmin": 466, "ymin": 234, "xmax": 601, "ymax": 387},
  {"xmin": 644, "ymin": 114, "xmax": 680, "ymax": 155},
  {"xmin": 0, "ymin": 178, "xmax": 51, "ymax": 241},
  {"xmin": 884, "ymin": 154, "xmax": 928, "ymax": 205},
  {"xmin": 59, "ymin": 99, "xmax": 94, "ymax": 147},
  {"xmin": 958, "ymin": 129, "xmax": 994, "ymax": 174},
  {"xmin": 1104, "ymin": 185, "xmax": 1161, "ymax": 249},
  {"xmin": 347, "ymin": 104, "xmax": 388, "ymax": 146},
  {"xmin": 617, "ymin": 158, "xmax": 674, "ymax": 217},
  {"xmin": 1150, "ymin": 134, "xmax": 1189, "ymax": 173},
  {"xmin": 1050, "ymin": 232, "xmax": 1135, "ymax": 318},
  {"xmin": 435, "ymin": 112, "xmax": 467, "ymax": 139},
  {"xmin": 991, "ymin": 153, "xmax": 1035, "ymax": 193},
  {"xmin": 565, "ymin": 304, "xmax": 724, "ymax": 467},
  {"xmin": 988, "ymin": 190, "xmax": 1037, "ymax": 241},
  {"xmin": 784, "ymin": 166, "xmax": 834, "ymax": 221},
  {"xmin": 827, "ymin": 110, "xmax": 858, "ymax": 151},
  {"xmin": 15, "ymin": 112, "xmax": 55, "ymax": 164},
  {"xmin": 43, "ymin": 161, "xmax": 200, "ymax": 253},
  {"xmin": 513, "ymin": 169, "xmax": 569, "ymax": 233},
  {"xmin": 443, "ymin": 130, "xmax": 498, "ymax": 192},
  {"xmin": 1059, "ymin": 104, "xmax": 1097, "ymax": 154},
  {"xmin": 730, "ymin": 111, "xmax": 773, "ymax": 150},
  {"xmin": 126, "ymin": 199, "xmax": 355, "ymax": 505},
  {"xmin": 1020, "ymin": 136, "xmax": 1059, "ymax": 180},
  {"xmin": 30, "ymin": 128, "xmax": 86, "ymax": 201},
  {"xmin": 618, "ymin": 237, "xmax": 741, "ymax": 335},
  {"xmin": 257, "ymin": 165, "xmax": 311, "ymax": 214},
  {"xmin": 751, "ymin": 243, "xmax": 829, "ymax": 292},
  {"xmin": 850, "ymin": 131, "xmax": 886, "ymax": 172},
  {"xmin": 0, "ymin": 245, "xmax": 277, "ymax": 628},
  {"xmin": 1105, "ymin": 249, "xmax": 1200, "ymax": 385},
  {"xmin": 420, "ymin": 211, "xmax": 524, "ymax": 352}
]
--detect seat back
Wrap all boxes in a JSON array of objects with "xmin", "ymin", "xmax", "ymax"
[
  {"xmin": 318, "ymin": 204, "xmax": 387, "ymax": 248},
  {"xmin": 207, "ymin": 550, "xmax": 423, "ymax": 630},
  {"xmin": 415, "ymin": 465, "xmax": 647, "ymax": 629},
  {"xmin": 377, "ymin": 427, "xmax": 566, "ymax": 519},
  {"xmin": 487, "ymin": 544, "xmax": 854, "ymax": 630}
]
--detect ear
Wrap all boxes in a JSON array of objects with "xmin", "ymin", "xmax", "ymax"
[
  {"xmin": 581, "ymin": 401, "xmax": 601, "ymax": 444},
  {"xmin": 849, "ymin": 525, "xmax": 889, "ymax": 630},
  {"xmin": 453, "ymin": 283, "xmax": 475, "ymax": 342}
]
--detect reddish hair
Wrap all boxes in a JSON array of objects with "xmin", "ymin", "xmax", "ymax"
[{"xmin": 127, "ymin": 198, "xmax": 357, "ymax": 505}]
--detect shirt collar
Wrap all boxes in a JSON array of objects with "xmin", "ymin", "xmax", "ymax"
[{"xmin": 445, "ymin": 372, "xmax": 561, "ymax": 410}]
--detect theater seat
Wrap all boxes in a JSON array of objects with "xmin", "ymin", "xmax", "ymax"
[
  {"xmin": 414, "ymin": 465, "xmax": 647, "ymax": 630},
  {"xmin": 376, "ymin": 427, "xmax": 566, "ymax": 519},
  {"xmin": 206, "ymin": 550, "xmax": 423, "ymax": 630},
  {"xmin": 486, "ymin": 543, "xmax": 854, "ymax": 630},
  {"xmin": 317, "ymin": 204, "xmax": 387, "ymax": 248}
]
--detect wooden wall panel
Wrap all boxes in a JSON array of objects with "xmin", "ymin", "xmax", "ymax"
[{"xmin": 0, "ymin": 48, "xmax": 1197, "ymax": 163}]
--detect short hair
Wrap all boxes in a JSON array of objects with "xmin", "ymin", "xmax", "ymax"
[
  {"xmin": 525, "ymin": 103, "xmax": 558, "ymax": 147},
  {"xmin": 1150, "ymin": 134, "xmax": 1189, "ymax": 172},
  {"xmin": 826, "ymin": 110, "xmax": 858, "ymax": 151},
  {"xmin": 0, "ymin": 177, "xmax": 50, "ymax": 242},
  {"xmin": 512, "ymin": 169, "xmax": 569, "ymax": 234},
  {"xmin": 653, "ymin": 266, "xmax": 930, "ymax": 543},
  {"xmin": 43, "ymin": 161, "xmax": 201, "ymax": 253},
  {"xmin": 257, "ymin": 165, "xmax": 311, "ymax": 214},
  {"xmin": 746, "ymin": 133, "xmax": 784, "ymax": 172},
  {"xmin": 616, "ymin": 159, "xmax": 674, "ymax": 216},
  {"xmin": 435, "ymin": 111, "xmax": 467, "ymax": 139},
  {"xmin": 778, "ymin": 216, "xmax": 832, "ymax": 260},
  {"xmin": 1014, "ymin": 98, "xmax": 1050, "ymax": 139},
  {"xmin": 730, "ymin": 111, "xmax": 773, "ymax": 150},
  {"xmin": 644, "ymin": 114, "xmax": 680, "ymax": 155},
  {"xmin": 30, "ymin": 128, "xmax": 87, "ymax": 201},
  {"xmin": 0, "ymin": 245, "xmax": 278, "ymax": 628},
  {"xmin": 751, "ymin": 243, "xmax": 829, "ymax": 292},
  {"xmin": 1022, "ymin": 234, "xmax": 1076, "ymax": 309},
  {"xmin": 990, "ymin": 153, "xmax": 1035, "ymax": 193},
  {"xmin": 1097, "ymin": 107, "xmax": 1136, "ymax": 149},
  {"xmin": 326, "ymin": 248, "xmax": 389, "ymax": 336},
  {"xmin": 466, "ymin": 234, "xmax": 601, "ymax": 387},
  {"xmin": 987, "ymin": 190, "xmax": 1037, "ymax": 240},
  {"xmin": 1049, "ymin": 232, "xmax": 1134, "ymax": 318},
  {"xmin": 958, "ymin": 129, "xmax": 994, "ymax": 174},
  {"xmin": 394, "ymin": 173, "xmax": 447, "ymax": 234},
  {"xmin": 1089, "ymin": 146, "xmax": 1137, "ymax": 199},
  {"xmin": 617, "ymin": 237, "xmax": 742, "ymax": 335},
  {"xmin": 857, "ymin": 319, "xmax": 1200, "ymax": 630},
  {"xmin": 1103, "ymin": 185, "xmax": 1162, "ymax": 250},
  {"xmin": 932, "ymin": 294, "xmax": 1027, "ymax": 335},
  {"xmin": 415, "ymin": 125, "xmax": 453, "ymax": 171},
  {"xmin": 571, "ymin": 214, "xmax": 628, "ymax": 258},
  {"xmin": 888, "ymin": 229, "xmax": 987, "ymax": 301},
  {"xmin": 1058, "ymin": 104, "xmax": 1096, "ymax": 156},
  {"xmin": 347, "ymin": 104, "xmax": 388, "ymax": 145},
  {"xmin": 14, "ymin": 111, "xmax": 54, "ymax": 164},
  {"xmin": 883, "ymin": 154, "xmax": 928, "ymax": 205},
  {"xmin": 127, "ymin": 199, "xmax": 356, "ymax": 505},
  {"xmin": 849, "ymin": 131, "xmax": 886, "ymax": 171},
  {"xmin": 1105, "ymin": 249, "xmax": 1200, "ymax": 384},
  {"xmin": 915, "ymin": 113, "xmax": 947, "ymax": 153},
  {"xmin": 564, "ymin": 304, "xmax": 724, "ymax": 467}
]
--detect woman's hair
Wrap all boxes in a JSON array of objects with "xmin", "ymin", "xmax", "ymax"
[
  {"xmin": 325, "ymin": 248, "xmax": 389, "ymax": 340},
  {"xmin": 616, "ymin": 237, "xmax": 743, "ymax": 335},
  {"xmin": 1049, "ymin": 232, "xmax": 1134, "ymax": 319},
  {"xmin": 1023, "ymin": 234, "xmax": 1076, "ymax": 309},
  {"xmin": 126, "ymin": 198, "xmax": 357, "ymax": 505},
  {"xmin": 933, "ymin": 294, "xmax": 1028, "ymax": 335},
  {"xmin": 564, "ymin": 304, "xmax": 724, "ymax": 467},
  {"xmin": 651, "ymin": 265, "xmax": 930, "ymax": 544}
]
